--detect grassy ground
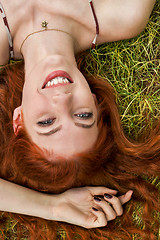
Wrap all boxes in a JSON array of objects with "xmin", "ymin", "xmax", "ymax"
[
  {"xmin": 83, "ymin": 1, "xmax": 160, "ymax": 142},
  {"xmin": 80, "ymin": 2, "xmax": 160, "ymax": 239},
  {"xmin": 0, "ymin": 1, "xmax": 160, "ymax": 239}
]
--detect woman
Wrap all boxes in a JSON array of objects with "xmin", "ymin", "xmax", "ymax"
[
  {"xmin": 1, "ymin": 65, "xmax": 159, "ymax": 239},
  {"xmin": 0, "ymin": 0, "xmax": 159, "ymax": 239},
  {"xmin": 0, "ymin": 0, "xmax": 155, "ymax": 156}
]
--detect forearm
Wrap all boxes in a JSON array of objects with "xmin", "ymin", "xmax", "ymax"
[
  {"xmin": 0, "ymin": 181, "xmax": 133, "ymax": 228},
  {"xmin": 0, "ymin": 178, "xmax": 56, "ymax": 219}
]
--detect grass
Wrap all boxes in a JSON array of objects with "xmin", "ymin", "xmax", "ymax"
[
  {"xmin": 0, "ymin": 1, "xmax": 160, "ymax": 239},
  {"xmin": 81, "ymin": 2, "xmax": 160, "ymax": 141},
  {"xmin": 83, "ymin": 2, "xmax": 160, "ymax": 238}
]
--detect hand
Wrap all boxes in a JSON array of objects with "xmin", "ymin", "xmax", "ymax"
[{"xmin": 49, "ymin": 186, "xmax": 133, "ymax": 229}]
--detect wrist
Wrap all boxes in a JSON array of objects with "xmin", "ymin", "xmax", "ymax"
[{"xmin": 40, "ymin": 193, "xmax": 62, "ymax": 221}]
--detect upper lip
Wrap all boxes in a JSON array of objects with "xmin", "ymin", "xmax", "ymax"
[{"xmin": 42, "ymin": 70, "xmax": 73, "ymax": 89}]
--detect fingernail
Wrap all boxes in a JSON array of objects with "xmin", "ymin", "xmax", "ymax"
[
  {"xmin": 94, "ymin": 196, "xmax": 101, "ymax": 202},
  {"xmin": 95, "ymin": 195, "xmax": 104, "ymax": 199},
  {"xmin": 104, "ymin": 194, "xmax": 112, "ymax": 199},
  {"xmin": 128, "ymin": 190, "xmax": 133, "ymax": 196},
  {"xmin": 92, "ymin": 207, "xmax": 98, "ymax": 211}
]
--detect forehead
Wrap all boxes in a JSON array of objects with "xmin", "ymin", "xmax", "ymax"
[{"xmin": 28, "ymin": 122, "xmax": 98, "ymax": 157}]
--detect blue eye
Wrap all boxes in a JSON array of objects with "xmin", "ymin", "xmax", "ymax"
[
  {"xmin": 75, "ymin": 112, "xmax": 93, "ymax": 119},
  {"xmin": 37, "ymin": 119, "xmax": 54, "ymax": 126}
]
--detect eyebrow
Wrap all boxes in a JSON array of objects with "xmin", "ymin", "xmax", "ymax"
[
  {"xmin": 74, "ymin": 120, "xmax": 96, "ymax": 129},
  {"xmin": 37, "ymin": 125, "xmax": 62, "ymax": 136},
  {"xmin": 36, "ymin": 120, "xmax": 96, "ymax": 136}
]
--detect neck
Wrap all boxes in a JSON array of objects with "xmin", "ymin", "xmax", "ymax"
[{"xmin": 22, "ymin": 29, "xmax": 78, "ymax": 77}]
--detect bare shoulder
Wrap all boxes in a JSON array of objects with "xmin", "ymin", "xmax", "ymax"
[
  {"xmin": 0, "ymin": 14, "xmax": 10, "ymax": 65},
  {"xmin": 0, "ymin": 0, "xmax": 30, "ymax": 65},
  {"xmin": 94, "ymin": 0, "xmax": 156, "ymax": 44}
]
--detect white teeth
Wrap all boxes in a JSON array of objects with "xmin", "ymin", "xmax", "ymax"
[
  {"xmin": 59, "ymin": 78, "xmax": 63, "ymax": 83},
  {"xmin": 54, "ymin": 79, "xmax": 58, "ymax": 84},
  {"xmin": 46, "ymin": 77, "xmax": 70, "ymax": 87}
]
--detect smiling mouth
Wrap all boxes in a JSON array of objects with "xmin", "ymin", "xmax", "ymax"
[{"xmin": 42, "ymin": 70, "xmax": 73, "ymax": 89}]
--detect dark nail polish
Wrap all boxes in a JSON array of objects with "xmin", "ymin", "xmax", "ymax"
[
  {"xmin": 95, "ymin": 195, "xmax": 104, "ymax": 199},
  {"xmin": 94, "ymin": 196, "xmax": 101, "ymax": 202},
  {"xmin": 104, "ymin": 194, "xmax": 112, "ymax": 199},
  {"xmin": 92, "ymin": 207, "xmax": 98, "ymax": 211}
]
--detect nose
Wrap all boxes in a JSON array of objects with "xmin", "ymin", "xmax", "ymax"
[{"xmin": 51, "ymin": 92, "xmax": 72, "ymax": 105}]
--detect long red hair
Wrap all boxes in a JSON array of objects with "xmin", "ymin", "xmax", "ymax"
[{"xmin": 0, "ymin": 61, "xmax": 159, "ymax": 239}]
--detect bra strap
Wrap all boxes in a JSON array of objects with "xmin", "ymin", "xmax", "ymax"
[
  {"xmin": 88, "ymin": 0, "xmax": 99, "ymax": 48},
  {"xmin": 0, "ymin": 2, "xmax": 14, "ymax": 59}
]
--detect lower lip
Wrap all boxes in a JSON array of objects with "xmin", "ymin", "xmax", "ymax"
[{"xmin": 42, "ymin": 70, "xmax": 73, "ymax": 89}]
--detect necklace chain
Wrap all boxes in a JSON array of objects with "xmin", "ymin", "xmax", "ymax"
[{"xmin": 20, "ymin": 22, "xmax": 74, "ymax": 56}]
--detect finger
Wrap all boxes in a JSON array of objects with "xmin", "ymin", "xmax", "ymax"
[
  {"xmin": 103, "ymin": 194, "xmax": 123, "ymax": 216},
  {"xmin": 86, "ymin": 186, "xmax": 117, "ymax": 196},
  {"xmin": 90, "ymin": 207, "xmax": 107, "ymax": 228},
  {"xmin": 102, "ymin": 190, "xmax": 133, "ymax": 216},
  {"xmin": 94, "ymin": 197, "xmax": 118, "ymax": 220},
  {"xmin": 118, "ymin": 190, "xmax": 133, "ymax": 205}
]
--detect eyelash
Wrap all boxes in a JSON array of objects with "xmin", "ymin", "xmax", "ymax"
[
  {"xmin": 74, "ymin": 112, "xmax": 93, "ymax": 119},
  {"xmin": 37, "ymin": 119, "xmax": 54, "ymax": 126},
  {"xmin": 37, "ymin": 112, "xmax": 93, "ymax": 126}
]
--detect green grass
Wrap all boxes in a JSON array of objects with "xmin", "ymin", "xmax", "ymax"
[
  {"xmin": 0, "ymin": 1, "xmax": 160, "ymax": 239},
  {"xmin": 81, "ymin": 1, "xmax": 160, "ymax": 141}
]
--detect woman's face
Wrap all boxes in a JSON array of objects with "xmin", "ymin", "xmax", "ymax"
[{"xmin": 19, "ymin": 56, "xmax": 98, "ymax": 157}]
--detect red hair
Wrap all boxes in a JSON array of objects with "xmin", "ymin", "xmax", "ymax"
[{"xmin": 0, "ymin": 62, "xmax": 159, "ymax": 239}]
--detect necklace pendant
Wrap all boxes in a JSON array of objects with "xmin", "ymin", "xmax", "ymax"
[{"xmin": 41, "ymin": 21, "xmax": 48, "ymax": 29}]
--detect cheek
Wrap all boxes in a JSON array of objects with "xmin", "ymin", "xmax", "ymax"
[
  {"xmin": 22, "ymin": 94, "xmax": 50, "ymax": 120},
  {"xmin": 75, "ymin": 86, "xmax": 94, "ymax": 102},
  {"xmin": 22, "ymin": 85, "xmax": 45, "ymax": 107}
]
